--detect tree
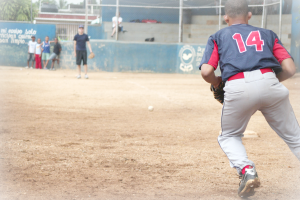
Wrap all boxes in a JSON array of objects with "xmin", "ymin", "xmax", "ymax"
[
  {"xmin": 0, "ymin": 0, "xmax": 38, "ymax": 21},
  {"xmin": 59, "ymin": 0, "xmax": 68, "ymax": 9}
]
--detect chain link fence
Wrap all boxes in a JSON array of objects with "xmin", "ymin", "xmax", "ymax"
[{"xmin": 31, "ymin": 0, "xmax": 289, "ymax": 46}]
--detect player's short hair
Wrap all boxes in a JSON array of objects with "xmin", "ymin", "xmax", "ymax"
[{"xmin": 225, "ymin": 0, "xmax": 249, "ymax": 18}]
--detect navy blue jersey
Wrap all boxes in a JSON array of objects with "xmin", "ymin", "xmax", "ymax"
[
  {"xmin": 74, "ymin": 33, "xmax": 89, "ymax": 51},
  {"xmin": 199, "ymin": 24, "xmax": 292, "ymax": 81}
]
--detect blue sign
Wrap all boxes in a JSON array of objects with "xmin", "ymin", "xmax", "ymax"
[{"xmin": 0, "ymin": 22, "xmax": 56, "ymax": 66}]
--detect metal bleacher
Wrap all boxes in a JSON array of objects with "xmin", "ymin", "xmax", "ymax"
[{"xmin": 101, "ymin": 14, "xmax": 292, "ymax": 51}]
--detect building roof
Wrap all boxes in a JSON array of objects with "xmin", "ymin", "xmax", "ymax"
[{"xmin": 35, "ymin": 13, "xmax": 98, "ymax": 24}]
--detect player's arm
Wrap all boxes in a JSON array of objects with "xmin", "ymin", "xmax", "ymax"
[
  {"xmin": 87, "ymin": 41, "xmax": 92, "ymax": 53},
  {"xmin": 200, "ymin": 35, "xmax": 222, "ymax": 87},
  {"xmin": 272, "ymin": 33, "xmax": 295, "ymax": 82},
  {"xmin": 276, "ymin": 58, "xmax": 296, "ymax": 82},
  {"xmin": 201, "ymin": 64, "xmax": 222, "ymax": 87},
  {"xmin": 74, "ymin": 41, "xmax": 77, "ymax": 57}
]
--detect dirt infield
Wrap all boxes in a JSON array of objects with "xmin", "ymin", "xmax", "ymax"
[{"xmin": 0, "ymin": 67, "xmax": 300, "ymax": 200}]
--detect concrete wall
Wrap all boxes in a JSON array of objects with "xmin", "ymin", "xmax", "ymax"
[
  {"xmin": 0, "ymin": 22, "xmax": 56, "ymax": 66},
  {"xmin": 59, "ymin": 40, "xmax": 206, "ymax": 74},
  {"xmin": 89, "ymin": 25, "xmax": 105, "ymax": 40},
  {"xmin": 0, "ymin": 22, "xmax": 206, "ymax": 73}
]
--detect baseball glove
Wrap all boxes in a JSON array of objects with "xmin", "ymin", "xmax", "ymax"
[
  {"xmin": 88, "ymin": 52, "xmax": 95, "ymax": 59},
  {"xmin": 210, "ymin": 81, "xmax": 225, "ymax": 104}
]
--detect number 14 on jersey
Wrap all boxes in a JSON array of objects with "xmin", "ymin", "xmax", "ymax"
[{"xmin": 232, "ymin": 31, "xmax": 264, "ymax": 53}]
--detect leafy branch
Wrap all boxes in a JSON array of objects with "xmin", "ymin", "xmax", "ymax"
[{"xmin": 0, "ymin": 0, "xmax": 38, "ymax": 21}]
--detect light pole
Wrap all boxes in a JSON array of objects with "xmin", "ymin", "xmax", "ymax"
[{"xmin": 31, "ymin": 0, "xmax": 33, "ymax": 23}]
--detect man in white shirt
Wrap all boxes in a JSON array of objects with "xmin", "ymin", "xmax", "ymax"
[
  {"xmin": 27, "ymin": 35, "xmax": 37, "ymax": 69},
  {"xmin": 111, "ymin": 13, "xmax": 124, "ymax": 37}
]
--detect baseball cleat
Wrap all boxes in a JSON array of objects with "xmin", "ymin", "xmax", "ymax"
[
  {"xmin": 85, "ymin": 74, "xmax": 89, "ymax": 79},
  {"xmin": 77, "ymin": 75, "xmax": 81, "ymax": 79},
  {"xmin": 238, "ymin": 167, "xmax": 260, "ymax": 198}
]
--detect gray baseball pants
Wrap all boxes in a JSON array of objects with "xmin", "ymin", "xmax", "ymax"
[{"xmin": 218, "ymin": 69, "xmax": 300, "ymax": 173}]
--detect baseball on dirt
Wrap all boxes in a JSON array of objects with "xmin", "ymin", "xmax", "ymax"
[{"xmin": 148, "ymin": 106, "xmax": 154, "ymax": 112}]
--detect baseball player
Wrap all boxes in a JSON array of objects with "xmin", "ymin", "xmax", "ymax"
[
  {"xmin": 199, "ymin": 0, "xmax": 300, "ymax": 198},
  {"xmin": 74, "ymin": 25, "xmax": 93, "ymax": 79}
]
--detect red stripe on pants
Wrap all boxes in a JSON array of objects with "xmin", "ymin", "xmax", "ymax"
[{"xmin": 35, "ymin": 54, "xmax": 42, "ymax": 69}]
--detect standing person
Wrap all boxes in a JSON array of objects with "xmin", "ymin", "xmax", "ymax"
[
  {"xmin": 200, "ymin": 0, "xmax": 300, "ymax": 198},
  {"xmin": 35, "ymin": 38, "xmax": 42, "ymax": 69},
  {"xmin": 42, "ymin": 36, "xmax": 51, "ymax": 69},
  {"xmin": 49, "ymin": 37, "xmax": 62, "ymax": 70},
  {"xmin": 111, "ymin": 12, "xmax": 124, "ymax": 37},
  {"xmin": 74, "ymin": 25, "xmax": 93, "ymax": 79},
  {"xmin": 26, "ymin": 35, "xmax": 37, "ymax": 69}
]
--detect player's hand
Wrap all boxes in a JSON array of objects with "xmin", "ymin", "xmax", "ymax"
[
  {"xmin": 212, "ymin": 76, "xmax": 222, "ymax": 88},
  {"xmin": 39, "ymin": 55, "xmax": 41, "ymax": 58}
]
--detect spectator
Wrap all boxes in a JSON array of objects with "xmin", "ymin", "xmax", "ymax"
[
  {"xmin": 215, "ymin": 0, "xmax": 219, "ymax": 15},
  {"xmin": 26, "ymin": 35, "xmax": 37, "ymax": 69},
  {"xmin": 111, "ymin": 12, "xmax": 125, "ymax": 37},
  {"xmin": 282, "ymin": 0, "xmax": 293, "ymax": 14},
  {"xmin": 73, "ymin": 25, "xmax": 93, "ymax": 79},
  {"xmin": 42, "ymin": 36, "xmax": 51, "ymax": 69},
  {"xmin": 49, "ymin": 37, "xmax": 62, "ymax": 70},
  {"xmin": 35, "ymin": 38, "xmax": 42, "ymax": 69}
]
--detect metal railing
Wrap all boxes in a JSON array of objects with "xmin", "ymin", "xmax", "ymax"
[{"xmin": 86, "ymin": 0, "xmax": 282, "ymax": 42}]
